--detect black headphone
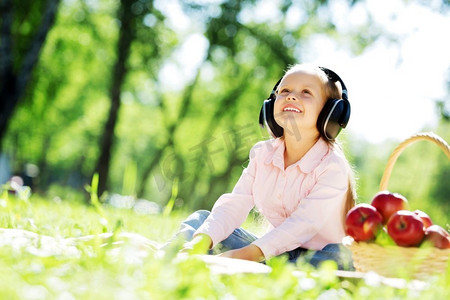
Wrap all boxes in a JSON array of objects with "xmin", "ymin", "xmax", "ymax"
[{"xmin": 258, "ymin": 66, "xmax": 351, "ymax": 141}]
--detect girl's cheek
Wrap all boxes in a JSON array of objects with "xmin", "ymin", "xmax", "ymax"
[{"xmin": 274, "ymin": 100, "xmax": 282, "ymax": 112}]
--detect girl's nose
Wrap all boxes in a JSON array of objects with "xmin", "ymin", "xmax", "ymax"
[{"xmin": 287, "ymin": 92, "xmax": 298, "ymax": 101}]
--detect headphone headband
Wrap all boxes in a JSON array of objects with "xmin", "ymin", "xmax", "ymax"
[{"xmin": 318, "ymin": 67, "xmax": 348, "ymax": 101}]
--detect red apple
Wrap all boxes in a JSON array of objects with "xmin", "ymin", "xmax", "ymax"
[
  {"xmin": 371, "ymin": 191, "xmax": 409, "ymax": 224},
  {"xmin": 424, "ymin": 225, "xmax": 450, "ymax": 249},
  {"xmin": 413, "ymin": 210, "xmax": 433, "ymax": 228},
  {"xmin": 387, "ymin": 210, "xmax": 425, "ymax": 247},
  {"xmin": 345, "ymin": 204, "xmax": 383, "ymax": 242}
]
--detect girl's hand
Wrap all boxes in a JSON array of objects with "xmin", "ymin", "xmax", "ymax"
[
  {"xmin": 180, "ymin": 233, "xmax": 212, "ymax": 255},
  {"xmin": 217, "ymin": 244, "xmax": 264, "ymax": 262}
]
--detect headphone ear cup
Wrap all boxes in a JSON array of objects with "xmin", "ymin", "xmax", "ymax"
[
  {"xmin": 261, "ymin": 99, "xmax": 284, "ymax": 138},
  {"xmin": 317, "ymin": 99, "xmax": 350, "ymax": 140},
  {"xmin": 259, "ymin": 102, "xmax": 265, "ymax": 128},
  {"xmin": 339, "ymin": 99, "xmax": 351, "ymax": 128}
]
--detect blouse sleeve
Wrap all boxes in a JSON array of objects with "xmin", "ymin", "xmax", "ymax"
[
  {"xmin": 194, "ymin": 142, "xmax": 261, "ymax": 247},
  {"xmin": 252, "ymin": 155, "xmax": 348, "ymax": 258}
]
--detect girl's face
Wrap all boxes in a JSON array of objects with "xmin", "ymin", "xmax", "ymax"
[{"xmin": 273, "ymin": 68, "xmax": 327, "ymax": 139}]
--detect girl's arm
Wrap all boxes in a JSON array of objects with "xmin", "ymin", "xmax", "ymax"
[
  {"xmin": 182, "ymin": 234, "xmax": 264, "ymax": 262},
  {"xmin": 218, "ymin": 244, "xmax": 264, "ymax": 262}
]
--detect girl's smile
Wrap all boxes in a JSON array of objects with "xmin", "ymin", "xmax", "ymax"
[{"xmin": 282, "ymin": 104, "xmax": 303, "ymax": 113}]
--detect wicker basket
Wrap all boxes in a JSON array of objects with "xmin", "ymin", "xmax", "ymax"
[{"xmin": 344, "ymin": 132, "xmax": 450, "ymax": 279}]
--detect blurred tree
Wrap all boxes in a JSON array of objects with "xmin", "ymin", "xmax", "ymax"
[
  {"xmin": 94, "ymin": 0, "xmax": 173, "ymax": 198},
  {"xmin": 2, "ymin": 0, "xmax": 119, "ymax": 191},
  {"xmin": 94, "ymin": 0, "xmax": 137, "ymax": 197},
  {"xmin": 2, "ymin": 0, "xmax": 175, "ymax": 198},
  {"xmin": 0, "ymin": 0, "xmax": 61, "ymax": 150}
]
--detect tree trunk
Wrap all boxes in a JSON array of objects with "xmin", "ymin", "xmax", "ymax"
[
  {"xmin": 94, "ymin": 0, "xmax": 135, "ymax": 197},
  {"xmin": 0, "ymin": 0, "xmax": 61, "ymax": 149}
]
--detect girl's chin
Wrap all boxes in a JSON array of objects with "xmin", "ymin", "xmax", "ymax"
[
  {"xmin": 275, "ymin": 116, "xmax": 304, "ymax": 128},
  {"xmin": 275, "ymin": 119, "xmax": 318, "ymax": 134}
]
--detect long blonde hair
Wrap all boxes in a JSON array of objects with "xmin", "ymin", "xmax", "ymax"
[
  {"xmin": 285, "ymin": 64, "xmax": 357, "ymax": 221},
  {"xmin": 318, "ymin": 66, "xmax": 356, "ymax": 220},
  {"xmin": 338, "ymin": 144, "xmax": 357, "ymax": 223}
]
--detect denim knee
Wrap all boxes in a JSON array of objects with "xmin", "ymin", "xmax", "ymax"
[
  {"xmin": 308, "ymin": 243, "xmax": 354, "ymax": 271},
  {"xmin": 218, "ymin": 227, "xmax": 259, "ymax": 251},
  {"xmin": 195, "ymin": 210, "xmax": 211, "ymax": 220},
  {"xmin": 183, "ymin": 210, "xmax": 210, "ymax": 227},
  {"xmin": 176, "ymin": 210, "xmax": 211, "ymax": 241}
]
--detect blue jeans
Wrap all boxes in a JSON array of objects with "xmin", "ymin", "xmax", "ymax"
[{"xmin": 171, "ymin": 210, "xmax": 354, "ymax": 270}]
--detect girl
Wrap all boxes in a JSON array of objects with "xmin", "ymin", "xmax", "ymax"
[{"xmin": 169, "ymin": 64, "xmax": 356, "ymax": 268}]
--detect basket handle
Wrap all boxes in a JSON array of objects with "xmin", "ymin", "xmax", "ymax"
[{"xmin": 379, "ymin": 132, "xmax": 450, "ymax": 191}]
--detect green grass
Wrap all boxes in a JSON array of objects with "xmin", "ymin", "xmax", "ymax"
[{"xmin": 0, "ymin": 193, "xmax": 449, "ymax": 299}]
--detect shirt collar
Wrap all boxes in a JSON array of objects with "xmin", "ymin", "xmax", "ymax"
[
  {"xmin": 264, "ymin": 138, "xmax": 329, "ymax": 173},
  {"xmin": 264, "ymin": 138, "xmax": 285, "ymax": 170}
]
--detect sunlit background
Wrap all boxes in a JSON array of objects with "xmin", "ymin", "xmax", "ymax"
[
  {"xmin": 157, "ymin": 0, "xmax": 450, "ymax": 143},
  {"xmin": 1, "ymin": 0, "xmax": 449, "ymax": 214}
]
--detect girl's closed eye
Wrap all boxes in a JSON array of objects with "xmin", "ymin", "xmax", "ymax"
[
  {"xmin": 302, "ymin": 89, "xmax": 312, "ymax": 95},
  {"xmin": 278, "ymin": 88, "xmax": 312, "ymax": 96},
  {"xmin": 278, "ymin": 88, "xmax": 290, "ymax": 95}
]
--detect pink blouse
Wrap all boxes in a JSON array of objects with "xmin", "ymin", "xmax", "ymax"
[{"xmin": 195, "ymin": 137, "xmax": 349, "ymax": 258}]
